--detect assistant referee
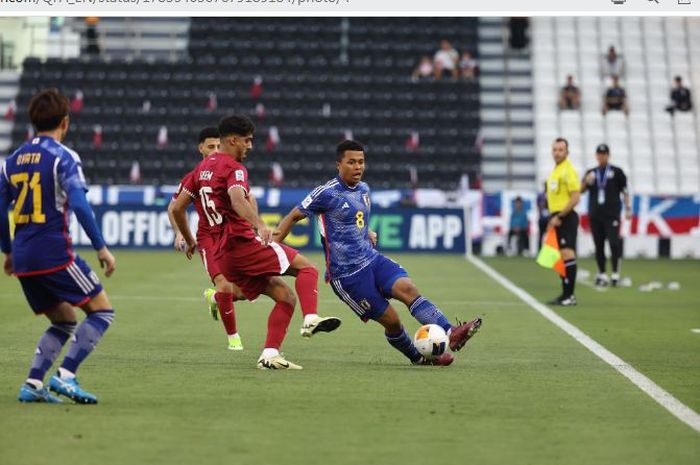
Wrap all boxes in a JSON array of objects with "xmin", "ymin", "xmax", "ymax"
[
  {"xmin": 581, "ymin": 144, "xmax": 631, "ymax": 287},
  {"xmin": 545, "ymin": 138, "xmax": 581, "ymax": 306}
]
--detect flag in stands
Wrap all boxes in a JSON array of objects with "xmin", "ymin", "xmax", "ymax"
[
  {"xmin": 130, "ymin": 160, "xmax": 142, "ymax": 184},
  {"xmin": 251, "ymin": 75, "xmax": 264, "ymax": 100},
  {"xmin": 206, "ymin": 92, "xmax": 217, "ymax": 112},
  {"xmin": 266, "ymin": 126, "xmax": 280, "ymax": 152},
  {"xmin": 270, "ymin": 162, "xmax": 284, "ymax": 187},
  {"xmin": 92, "ymin": 125, "xmax": 103, "ymax": 149},
  {"xmin": 157, "ymin": 126, "xmax": 168, "ymax": 149},
  {"xmin": 256, "ymin": 103, "xmax": 265, "ymax": 120},
  {"xmin": 4, "ymin": 100, "xmax": 16, "ymax": 121},
  {"xmin": 70, "ymin": 90, "xmax": 84, "ymax": 114},
  {"xmin": 406, "ymin": 131, "xmax": 420, "ymax": 152},
  {"xmin": 536, "ymin": 228, "xmax": 566, "ymax": 277}
]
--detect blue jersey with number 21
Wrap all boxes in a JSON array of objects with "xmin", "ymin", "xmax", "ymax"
[
  {"xmin": 297, "ymin": 176, "xmax": 378, "ymax": 281},
  {"xmin": 0, "ymin": 136, "xmax": 88, "ymax": 276}
]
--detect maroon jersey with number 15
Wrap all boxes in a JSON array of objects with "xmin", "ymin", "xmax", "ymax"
[{"xmin": 181, "ymin": 152, "xmax": 256, "ymax": 242}]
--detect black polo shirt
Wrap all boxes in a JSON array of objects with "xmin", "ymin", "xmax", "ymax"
[{"xmin": 584, "ymin": 164, "xmax": 628, "ymax": 218}]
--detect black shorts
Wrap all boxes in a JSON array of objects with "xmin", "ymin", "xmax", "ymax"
[
  {"xmin": 590, "ymin": 215, "xmax": 621, "ymax": 246},
  {"xmin": 551, "ymin": 211, "xmax": 578, "ymax": 251}
]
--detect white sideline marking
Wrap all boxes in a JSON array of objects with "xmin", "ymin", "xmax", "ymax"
[
  {"xmin": 468, "ymin": 256, "xmax": 700, "ymax": 434},
  {"xmin": 691, "ymin": 329, "xmax": 700, "ymax": 334}
]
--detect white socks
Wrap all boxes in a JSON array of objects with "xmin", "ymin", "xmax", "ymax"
[
  {"xmin": 303, "ymin": 314, "xmax": 319, "ymax": 326},
  {"xmin": 261, "ymin": 348, "xmax": 280, "ymax": 359},
  {"xmin": 58, "ymin": 367, "xmax": 75, "ymax": 380}
]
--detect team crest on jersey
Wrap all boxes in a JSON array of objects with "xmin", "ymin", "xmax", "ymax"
[
  {"xmin": 362, "ymin": 193, "xmax": 370, "ymax": 208},
  {"xmin": 235, "ymin": 170, "xmax": 245, "ymax": 181}
]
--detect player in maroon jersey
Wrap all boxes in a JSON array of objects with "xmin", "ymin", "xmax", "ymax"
[
  {"xmin": 167, "ymin": 127, "xmax": 246, "ymax": 351},
  {"xmin": 172, "ymin": 115, "xmax": 341, "ymax": 370}
]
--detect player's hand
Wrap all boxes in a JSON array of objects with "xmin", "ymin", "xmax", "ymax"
[
  {"xmin": 185, "ymin": 240, "xmax": 197, "ymax": 260},
  {"xmin": 174, "ymin": 232, "xmax": 186, "ymax": 252},
  {"xmin": 585, "ymin": 172, "xmax": 596, "ymax": 185},
  {"xmin": 368, "ymin": 230, "xmax": 378, "ymax": 247},
  {"xmin": 3, "ymin": 253, "xmax": 13, "ymax": 276},
  {"xmin": 547, "ymin": 215, "xmax": 562, "ymax": 230},
  {"xmin": 257, "ymin": 225, "xmax": 274, "ymax": 246},
  {"xmin": 97, "ymin": 246, "xmax": 116, "ymax": 278}
]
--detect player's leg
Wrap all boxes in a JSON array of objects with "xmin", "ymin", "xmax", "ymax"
[
  {"xmin": 44, "ymin": 256, "xmax": 114, "ymax": 404},
  {"xmin": 375, "ymin": 306, "xmax": 453, "ymax": 366},
  {"xmin": 380, "ymin": 255, "xmax": 482, "ymax": 352},
  {"xmin": 46, "ymin": 289, "xmax": 114, "ymax": 404},
  {"xmin": 17, "ymin": 286, "xmax": 76, "ymax": 404},
  {"xmin": 282, "ymin": 248, "xmax": 341, "ymax": 337},
  {"xmin": 256, "ymin": 277, "xmax": 302, "ymax": 370},
  {"xmin": 330, "ymin": 270, "xmax": 452, "ymax": 366},
  {"xmin": 591, "ymin": 216, "xmax": 609, "ymax": 286},
  {"xmin": 209, "ymin": 274, "xmax": 244, "ymax": 351},
  {"xmin": 606, "ymin": 218, "xmax": 623, "ymax": 286}
]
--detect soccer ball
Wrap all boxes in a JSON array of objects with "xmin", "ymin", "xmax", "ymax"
[{"xmin": 414, "ymin": 324, "xmax": 448, "ymax": 359}]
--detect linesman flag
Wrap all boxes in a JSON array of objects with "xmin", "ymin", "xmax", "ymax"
[{"xmin": 536, "ymin": 228, "xmax": 566, "ymax": 277}]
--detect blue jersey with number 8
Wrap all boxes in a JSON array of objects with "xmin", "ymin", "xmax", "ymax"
[
  {"xmin": 0, "ymin": 136, "xmax": 88, "ymax": 276},
  {"xmin": 297, "ymin": 176, "xmax": 378, "ymax": 281}
]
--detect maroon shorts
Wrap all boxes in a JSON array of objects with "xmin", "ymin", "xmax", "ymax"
[
  {"xmin": 198, "ymin": 235, "xmax": 223, "ymax": 281},
  {"xmin": 220, "ymin": 237, "xmax": 299, "ymax": 301}
]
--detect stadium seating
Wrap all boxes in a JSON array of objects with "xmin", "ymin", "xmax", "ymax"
[
  {"xmin": 478, "ymin": 18, "xmax": 537, "ymax": 191},
  {"xmin": 532, "ymin": 17, "xmax": 700, "ymax": 194},
  {"xmin": 9, "ymin": 18, "xmax": 482, "ymax": 189}
]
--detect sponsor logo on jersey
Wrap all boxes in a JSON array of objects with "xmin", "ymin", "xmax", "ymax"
[
  {"xmin": 342, "ymin": 202, "xmax": 350, "ymax": 209},
  {"xmin": 302, "ymin": 195, "xmax": 313, "ymax": 209}
]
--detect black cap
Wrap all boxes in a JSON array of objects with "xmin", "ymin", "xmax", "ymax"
[{"xmin": 596, "ymin": 143, "xmax": 610, "ymax": 154}]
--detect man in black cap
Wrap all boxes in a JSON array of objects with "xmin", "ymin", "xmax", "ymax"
[{"xmin": 581, "ymin": 144, "xmax": 631, "ymax": 287}]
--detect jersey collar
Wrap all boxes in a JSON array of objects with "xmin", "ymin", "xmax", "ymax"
[{"xmin": 336, "ymin": 175, "xmax": 360, "ymax": 190}]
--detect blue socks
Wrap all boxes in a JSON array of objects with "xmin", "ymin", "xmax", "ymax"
[
  {"xmin": 409, "ymin": 296, "xmax": 451, "ymax": 333},
  {"xmin": 27, "ymin": 322, "xmax": 77, "ymax": 383},
  {"xmin": 385, "ymin": 327, "xmax": 422, "ymax": 363},
  {"xmin": 60, "ymin": 310, "xmax": 114, "ymax": 375}
]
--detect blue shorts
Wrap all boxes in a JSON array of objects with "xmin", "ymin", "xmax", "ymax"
[
  {"xmin": 18, "ymin": 255, "xmax": 103, "ymax": 314},
  {"xmin": 329, "ymin": 254, "xmax": 408, "ymax": 322}
]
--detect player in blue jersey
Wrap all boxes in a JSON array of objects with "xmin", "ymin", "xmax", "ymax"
[
  {"xmin": 275, "ymin": 140, "xmax": 482, "ymax": 366},
  {"xmin": 0, "ymin": 89, "xmax": 116, "ymax": 404}
]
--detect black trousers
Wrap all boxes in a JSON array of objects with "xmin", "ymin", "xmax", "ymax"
[{"xmin": 590, "ymin": 215, "xmax": 622, "ymax": 273}]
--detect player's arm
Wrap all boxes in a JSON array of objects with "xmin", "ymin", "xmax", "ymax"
[
  {"xmin": 168, "ymin": 195, "xmax": 189, "ymax": 252},
  {"xmin": 368, "ymin": 229, "xmax": 378, "ymax": 247},
  {"xmin": 275, "ymin": 207, "xmax": 307, "ymax": 242},
  {"xmin": 66, "ymin": 186, "xmax": 115, "ymax": 277},
  {"xmin": 171, "ymin": 191, "xmax": 197, "ymax": 259},
  {"xmin": 229, "ymin": 187, "xmax": 272, "ymax": 245},
  {"xmin": 0, "ymin": 170, "xmax": 13, "ymax": 276},
  {"xmin": 249, "ymin": 192, "xmax": 259, "ymax": 216}
]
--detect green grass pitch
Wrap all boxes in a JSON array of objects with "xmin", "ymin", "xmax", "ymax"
[{"xmin": 0, "ymin": 251, "xmax": 698, "ymax": 465}]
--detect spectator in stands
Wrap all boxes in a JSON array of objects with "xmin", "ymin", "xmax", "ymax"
[
  {"xmin": 508, "ymin": 197, "xmax": 530, "ymax": 256},
  {"xmin": 458, "ymin": 51, "xmax": 479, "ymax": 80},
  {"xmin": 509, "ymin": 18, "xmax": 529, "ymax": 50},
  {"xmin": 603, "ymin": 75, "xmax": 629, "ymax": 116},
  {"xmin": 666, "ymin": 76, "xmax": 693, "ymax": 115},
  {"xmin": 559, "ymin": 75, "xmax": 581, "ymax": 110},
  {"xmin": 601, "ymin": 46, "xmax": 624, "ymax": 78},
  {"xmin": 433, "ymin": 40, "xmax": 459, "ymax": 80},
  {"xmin": 411, "ymin": 56, "xmax": 434, "ymax": 82},
  {"xmin": 84, "ymin": 17, "xmax": 101, "ymax": 55}
]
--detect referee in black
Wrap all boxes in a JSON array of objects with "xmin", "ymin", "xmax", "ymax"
[{"xmin": 581, "ymin": 144, "xmax": 631, "ymax": 287}]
